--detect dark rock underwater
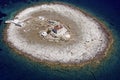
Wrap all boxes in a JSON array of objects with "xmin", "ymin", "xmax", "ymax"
[{"xmin": 0, "ymin": 0, "xmax": 120, "ymax": 80}]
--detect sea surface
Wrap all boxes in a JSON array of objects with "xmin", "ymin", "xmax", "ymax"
[{"xmin": 0, "ymin": 0, "xmax": 120, "ymax": 80}]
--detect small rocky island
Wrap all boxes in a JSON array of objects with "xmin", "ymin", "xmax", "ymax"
[{"xmin": 4, "ymin": 3, "xmax": 113, "ymax": 66}]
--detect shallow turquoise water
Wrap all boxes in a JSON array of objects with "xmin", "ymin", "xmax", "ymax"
[{"xmin": 0, "ymin": 0, "xmax": 120, "ymax": 80}]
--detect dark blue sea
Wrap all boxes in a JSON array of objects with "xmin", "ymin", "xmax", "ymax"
[{"xmin": 0, "ymin": 0, "xmax": 120, "ymax": 80}]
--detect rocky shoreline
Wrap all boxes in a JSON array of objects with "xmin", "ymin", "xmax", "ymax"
[{"xmin": 4, "ymin": 2, "xmax": 113, "ymax": 67}]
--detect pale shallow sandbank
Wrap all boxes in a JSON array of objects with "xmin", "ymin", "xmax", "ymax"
[{"xmin": 5, "ymin": 3, "xmax": 112, "ymax": 64}]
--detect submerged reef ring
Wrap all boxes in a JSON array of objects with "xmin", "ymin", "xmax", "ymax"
[{"xmin": 5, "ymin": 3, "xmax": 112, "ymax": 64}]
